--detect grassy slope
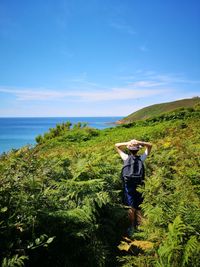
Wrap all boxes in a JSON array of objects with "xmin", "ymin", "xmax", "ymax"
[
  {"xmin": 117, "ymin": 97, "xmax": 200, "ymax": 124},
  {"xmin": 1, "ymin": 107, "xmax": 200, "ymax": 266},
  {"xmin": 35, "ymin": 107, "xmax": 200, "ymax": 182}
]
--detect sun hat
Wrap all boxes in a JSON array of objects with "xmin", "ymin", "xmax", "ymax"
[{"xmin": 127, "ymin": 145, "xmax": 141, "ymax": 151}]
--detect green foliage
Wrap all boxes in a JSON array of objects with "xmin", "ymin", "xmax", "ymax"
[
  {"xmin": 1, "ymin": 106, "xmax": 200, "ymax": 266},
  {"xmin": 35, "ymin": 121, "xmax": 72, "ymax": 143},
  {"xmin": 119, "ymin": 106, "xmax": 200, "ymax": 128},
  {"xmin": 156, "ymin": 216, "xmax": 200, "ymax": 267},
  {"xmin": 120, "ymin": 97, "xmax": 200, "ymax": 123},
  {"xmin": 2, "ymin": 255, "xmax": 28, "ymax": 267},
  {"xmin": 35, "ymin": 121, "xmax": 94, "ymax": 144}
]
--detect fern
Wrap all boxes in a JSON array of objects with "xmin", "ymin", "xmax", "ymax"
[
  {"xmin": 182, "ymin": 235, "xmax": 200, "ymax": 266},
  {"xmin": 1, "ymin": 109, "xmax": 199, "ymax": 266},
  {"xmin": 118, "ymin": 255, "xmax": 155, "ymax": 267},
  {"xmin": 2, "ymin": 255, "xmax": 28, "ymax": 267},
  {"xmin": 156, "ymin": 216, "xmax": 200, "ymax": 267}
]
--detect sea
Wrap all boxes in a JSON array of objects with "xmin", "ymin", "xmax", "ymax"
[{"xmin": 0, "ymin": 117, "xmax": 122, "ymax": 154}]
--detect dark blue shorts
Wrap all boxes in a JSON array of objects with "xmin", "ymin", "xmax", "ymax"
[{"xmin": 123, "ymin": 180, "xmax": 144, "ymax": 209}]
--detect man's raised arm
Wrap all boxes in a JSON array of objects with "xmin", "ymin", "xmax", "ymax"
[{"xmin": 115, "ymin": 141, "xmax": 131, "ymax": 161}]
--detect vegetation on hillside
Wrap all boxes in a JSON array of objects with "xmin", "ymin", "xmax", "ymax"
[
  {"xmin": 0, "ymin": 105, "xmax": 199, "ymax": 266},
  {"xmin": 117, "ymin": 97, "xmax": 200, "ymax": 124}
]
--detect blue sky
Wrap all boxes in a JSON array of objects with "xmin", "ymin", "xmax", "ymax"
[{"xmin": 0, "ymin": 0, "xmax": 199, "ymax": 117}]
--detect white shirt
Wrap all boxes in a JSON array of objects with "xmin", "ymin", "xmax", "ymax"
[{"xmin": 119, "ymin": 148, "xmax": 148, "ymax": 162}]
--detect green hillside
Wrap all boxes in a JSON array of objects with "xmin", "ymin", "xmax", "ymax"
[
  {"xmin": 0, "ymin": 106, "xmax": 200, "ymax": 266},
  {"xmin": 117, "ymin": 97, "xmax": 200, "ymax": 124}
]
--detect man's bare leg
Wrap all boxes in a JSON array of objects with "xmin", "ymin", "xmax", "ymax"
[
  {"xmin": 128, "ymin": 207, "xmax": 136, "ymax": 227},
  {"xmin": 136, "ymin": 209, "xmax": 143, "ymax": 226}
]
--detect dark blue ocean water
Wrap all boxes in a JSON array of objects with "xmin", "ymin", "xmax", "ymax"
[{"xmin": 0, "ymin": 117, "xmax": 122, "ymax": 153}]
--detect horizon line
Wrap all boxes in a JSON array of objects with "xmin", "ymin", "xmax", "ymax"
[{"xmin": 0, "ymin": 115, "xmax": 124, "ymax": 118}]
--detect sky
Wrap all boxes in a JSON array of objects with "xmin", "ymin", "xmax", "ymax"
[{"xmin": 0, "ymin": 0, "xmax": 200, "ymax": 117}]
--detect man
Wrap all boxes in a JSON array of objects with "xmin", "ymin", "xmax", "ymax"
[{"xmin": 115, "ymin": 139, "xmax": 152, "ymax": 231}]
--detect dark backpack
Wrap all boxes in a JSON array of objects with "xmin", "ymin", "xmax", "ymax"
[{"xmin": 121, "ymin": 155, "xmax": 145, "ymax": 184}]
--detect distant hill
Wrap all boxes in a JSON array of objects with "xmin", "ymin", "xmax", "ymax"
[{"xmin": 116, "ymin": 97, "xmax": 200, "ymax": 124}]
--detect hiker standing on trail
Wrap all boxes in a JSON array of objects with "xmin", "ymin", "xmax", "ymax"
[{"xmin": 115, "ymin": 139, "xmax": 152, "ymax": 230}]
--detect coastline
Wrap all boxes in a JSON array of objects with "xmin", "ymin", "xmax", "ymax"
[
  {"xmin": 0, "ymin": 116, "xmax": 123, "ymax": 154},
  {"xmin": 115, "ymin": 119, "xmax": 124, "ymax": 125}
]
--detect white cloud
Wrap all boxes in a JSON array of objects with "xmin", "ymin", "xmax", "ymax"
[
  {"xmin": 2, "ymin": 70, "xmax": 199, "ymax": 107},
  {"xmin": 74, "ymin": 87, "xmax": 166, "ymax": 101},
  {"xmin": 0, "ymin": 88, "xmax": 64, "ymax": 101},
  {"xmin": 129, "ymin": 80, "xmax": 165, "ymax": 88},
  {"xmin": 110, "ymin": 21, "xmax": 136, "ymax": 35},
  {"xmin": 142, "ymin": 71, "xmax": 200, "ymax": 85},
  {"xmin": 118, "ymin": 70, "xmax": 200, "ymax": 86},
  {"xmin": 0, "ymin": 85, "xmax": 167, "ymax": 102},
  {"xmin": 1, "ymin": 70, "xmax": 198, "ymax": 117},
  {"xmin": 1, "ymin": 72, "xmax": 199, "ymax": 117}
]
